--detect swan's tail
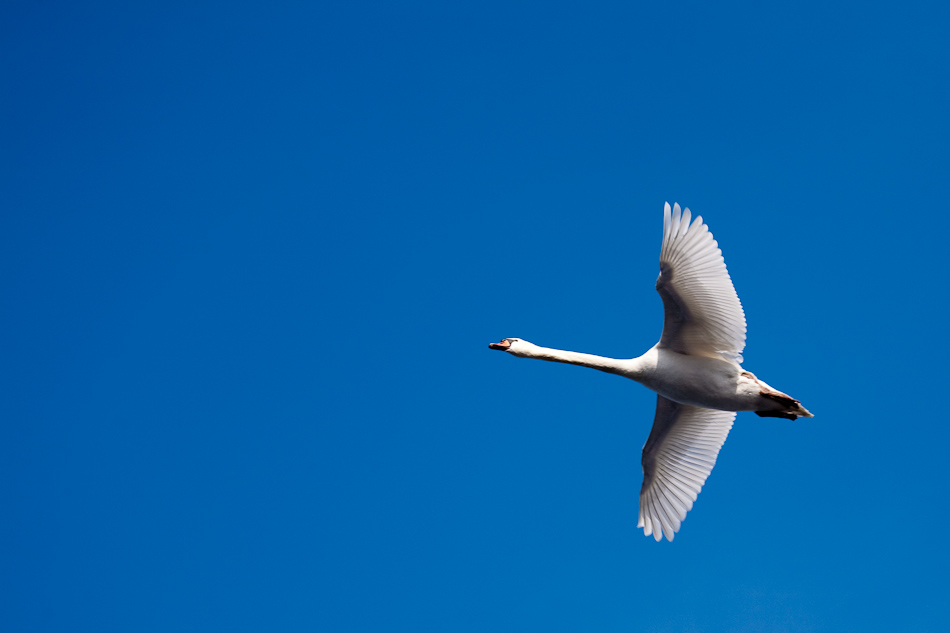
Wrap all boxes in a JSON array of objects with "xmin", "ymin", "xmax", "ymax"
[
  {"xmin": 754, "ymin": 393, "xmax": 813, "ymax": 420},
  {"xmin": 756, "ymin": 400, "xmax": 813, "ymax": 420},
  {"xmin": 790, "ymin": 401, "xmax": 813, "ymax": 418},
  {"xmin": 744, "ymin": 371, "xmax": 813, "ymax": 420}
]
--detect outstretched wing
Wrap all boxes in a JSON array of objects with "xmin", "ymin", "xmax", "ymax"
[
  {"xmin": 639, "ymin": 394, "xmax": 735, "ymax": 542},
  {"xmin": 656, "ymin": 202, "xmax": 746, "ymax": 363}
]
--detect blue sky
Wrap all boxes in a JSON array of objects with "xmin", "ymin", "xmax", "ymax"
[{"xmin": 3, "ymin": 1, "xmax": 949, "ymax": 631}]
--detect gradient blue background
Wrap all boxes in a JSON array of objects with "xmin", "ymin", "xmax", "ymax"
[{"xmin": 3, "ymin": 2, "xmax": 949, "ymax": 631}]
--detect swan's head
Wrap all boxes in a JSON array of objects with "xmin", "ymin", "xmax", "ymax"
[{"xmin": 488, "ymin": 338, "xmax": 535, "ymax": 357}]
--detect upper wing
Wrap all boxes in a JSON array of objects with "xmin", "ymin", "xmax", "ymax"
[
  {"xmin": 656, "ymin": 202, "xmax": 746, "ymax": 362},
  {"xmin": 638, "ymin": 394, "xmax": 736, "ymax": 542}
]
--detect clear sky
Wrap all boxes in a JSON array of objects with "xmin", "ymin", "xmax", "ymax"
[{"xmin": 3, "ymin": 1, "xmax": 949, "ymax": 631}]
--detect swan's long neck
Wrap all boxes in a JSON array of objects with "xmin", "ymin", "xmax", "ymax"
[{"xmin": 518, "ymin": 344, "xmax": 638, "ymax": 378}]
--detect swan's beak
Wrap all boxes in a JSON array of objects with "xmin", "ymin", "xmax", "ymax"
[{"xmin": 488, "ymin": 339, "xmax": 511, "ymax": 351}]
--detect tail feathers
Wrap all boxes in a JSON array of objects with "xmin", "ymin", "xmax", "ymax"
[
  {"xmin": 756, "ymin": 393, "xmax": 813, "ymax": 420},
  {"xmin": 790, "ymin": 402, "xmax": 814, "ymax": 418},
  {"xmin": 756, "ymin": 402, "xmax": 813, "ymax": 420},
  {"xmin": 746, "ymin": 372, "xmax": 813, "ymax": 420}
]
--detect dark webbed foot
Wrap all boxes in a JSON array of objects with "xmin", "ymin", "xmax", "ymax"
[{"xmin": 755, "ymin": 410, "xmax": 799, "ymax": 420}]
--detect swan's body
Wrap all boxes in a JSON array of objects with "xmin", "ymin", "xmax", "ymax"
[{"xmin": 490, "ymin": 203, "xmax": 811, "ymax": 542}]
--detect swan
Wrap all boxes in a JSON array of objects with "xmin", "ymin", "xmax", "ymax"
[{"xmin": 489, "ymin": 202, "xmax": 812, "ymax": 542}]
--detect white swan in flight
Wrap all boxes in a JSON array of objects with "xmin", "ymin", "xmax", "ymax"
[{"xmin": 489, "ymin": 203, "xmax": 812, "ymax": 542}]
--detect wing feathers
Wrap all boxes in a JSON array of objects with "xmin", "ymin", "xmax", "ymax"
[
  {"xmin": 639, "ymin": 395, "xmax": 735, "ymax": 542},
  {"xmin": 656, "ymin": 203, "xmax": 746, "ymax": 361}
]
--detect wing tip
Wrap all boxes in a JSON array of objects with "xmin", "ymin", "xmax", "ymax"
[{"xmin": 640, "ymin": 490, "xmax": 682, "ymax": 543}]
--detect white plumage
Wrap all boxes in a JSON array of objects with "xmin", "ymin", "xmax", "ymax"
[
  {"xmin": 489, "ymin": 203, "xmax": 812, "ymax": 541},
  {"xmin": 658, "ymin": 203, "xmax": 746, "ymax": 363},
  {"xmin": 639, "ymin": 396, "xmax": 735, "ymax": 541}
]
